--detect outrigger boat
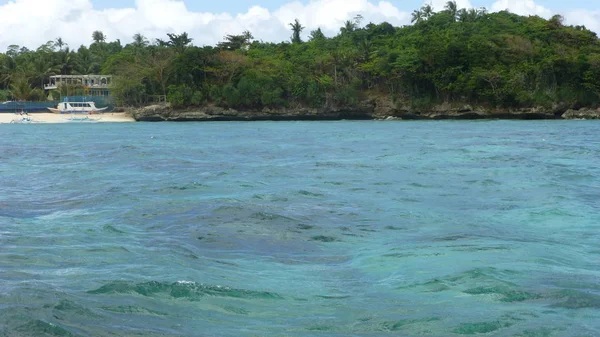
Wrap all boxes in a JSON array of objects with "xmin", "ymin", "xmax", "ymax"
[
  {"xmin": 64, "ymin": 115, "xmax": 100, "ymax": 123},
  {"xmin": 48, "ymin": 101, "xmax": 108, "ymax": 114},
  {"xmin": 10, "ymin": 116, "xmax": 34, "ymax": 124},
  {"xmin": 10, "ymin": 111, "xmax": 37, "ymax": 124}
]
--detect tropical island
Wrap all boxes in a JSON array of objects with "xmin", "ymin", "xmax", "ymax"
[{"xmin": 1, "ymin": 2, "xmax": 600, "ymax": 121}]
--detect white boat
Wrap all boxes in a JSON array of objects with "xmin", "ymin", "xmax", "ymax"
[
  {"xmin": 10, "ymin": 115, "xmax": 36, "ymax": 124},
  {"xmin": 65, "ymin": 116, "xmax": 100, "ymax": 123},
  {"xmin": 48, "ymin": 101, "xmax": 108, "ymax": 114}
]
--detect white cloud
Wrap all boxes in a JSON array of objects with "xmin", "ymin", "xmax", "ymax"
[
  {"xmin": 0, "ymin": 0, "xmax": 597, "ymax": 52},
  {"xmin": 491, "ymin": 0, "xmax": 552, "ymax": 18},
  {"xmin": 426, "ymin": 0, "xmax": 473, "ymax": 12},
  {"xmin": 0, "ymin": 0, "xmax": 410, "ymax": 51},
  {"xmin": 275, "ymin": 0, "xmax": 409, "ymax": 33},
  {"xmin": 490, "ymin": 0, "xmax": 600, "ymax": 34},
  {"xmin": 565, "ymin": 9, "xmax": 600, "ymax": 32}
]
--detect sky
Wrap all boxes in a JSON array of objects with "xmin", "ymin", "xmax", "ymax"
[{"xmin": 0, "ymin": 0, "xmax": 597, "ymax": 51}]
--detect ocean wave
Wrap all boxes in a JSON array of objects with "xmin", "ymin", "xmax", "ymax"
[{"xmin": 88, "ymin": 281, "xmax": 283, "ymax": 301}]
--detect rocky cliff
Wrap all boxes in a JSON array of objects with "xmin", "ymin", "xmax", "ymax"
[
  {"xmin": 561, "ymin": 108, "xmax": 600, "ymax": 119},
  {"xmin": 132, "ymin": 105, "xmax": 373, "ymax": 122},
  {"xmin": 131, "ymin": 98, "xmax": 600, "ymax": 122}
]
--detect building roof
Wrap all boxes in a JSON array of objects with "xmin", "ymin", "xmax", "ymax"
[{"xmin": 49, "ymin": 75, "xmax": 112, "ymax": 78}]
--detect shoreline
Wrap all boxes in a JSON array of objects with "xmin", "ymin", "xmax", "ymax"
[
  {"xmin": 2, "ymin": 108, "xmax": 599, "ymax": 124},
  {"xmin": 130, "ymin": 104, "xmax": 600, "ymax": 122},
  {"xmin": 0, "ymin": 112, "xmax": 135, "ymax": 124}
]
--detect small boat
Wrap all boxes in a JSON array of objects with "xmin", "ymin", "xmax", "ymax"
[
  {"xmin": 48, "ymin": 101, "xmax": 108, "ymax": 114},
  {"xmin": 10, "ymin": 110, "xmax": 37, "ymax": 123},
  {"xmin": 10, "ymin": 116, "xmax": 35, "ymax": 124},
  {"xmin": 65, "ymin": 116, "xmax": 100, "ymax": 123}
]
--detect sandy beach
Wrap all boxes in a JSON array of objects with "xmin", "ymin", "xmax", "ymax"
[{"xmin": 0, "ymin": 112, "xmax": 135, "ymax": 124}]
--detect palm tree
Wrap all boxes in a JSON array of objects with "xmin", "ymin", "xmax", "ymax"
[
  {"xmin": 165, "ymin": 32, "xmax": 193, "ymax": 54},
  {"xmin": 341, "ymin": 20, "xmax": 357, "ymax": 34},
  {"xmin": 468, "ymin": 8, "xmax": 479, "ymax": 21},
  {"xmin": 92, "ymin": 31, "xmax": 106, "ymax": 44},
  {"xmin": 457, "ymin": 8, "xmax": 484, "ymax": 22},
  {"xmin": 359, "ymin": 38, "xmax": 372, "ymax": 62},
  {"xmin": 445, "ymin": 1, "xmax": 458, "ymax": 21},
  {"xmin": 9, "ymin": 75, "xmax": 35, "ymax": 101},
  {"xmin": 0, "ymin": 56, "xmax": 18, "ymax": 86},
  {"xmin": 309, "ymin": 28, "xmax": 326, "ymax": 41},
  {"xmin": 55, "ymin": 37, "xmax": 67, "ymax": 51},
  {"xmin": 30, "ymin": 55, "xmax": 59, "ymax": 89},
  {"xmin": 55, "ymin": 48, "xmax": 77, "ymax": 75},
  {"xmin": 289, "ymin": 19, "xmax": 305, "ymax": 44},
  {"xmin": 457, "ymin": 8, "xmax": 469, "ymax": 22},
  {"xmin": 242, "ymin": 30, "xmax": 254, "ymax": 43},
  {"xmin": 422, "ymin": 4, "xmax": 435, "ymax": 19},
  {"xmin": 411, "ymin": 9, "xmax": 423, "ymax": 23},
  {"xmin": 132, "ymin": 33, "xmax": 149, "ymax": 48},
  {"xmin": 75, "ymin": 47, "xmax": 100, "ymax": 75}
]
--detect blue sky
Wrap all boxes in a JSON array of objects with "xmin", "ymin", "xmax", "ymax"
[
  {"xmin": 0, "ymin": 0, "xmax": 597, "ymax": 51},
  {"xmin": 64, "ymin": 0, "xmax": 599, "ymax": 14},
  {"xmin": 0, "ymin": 0, "xmax": 594, "ymax": 14}
]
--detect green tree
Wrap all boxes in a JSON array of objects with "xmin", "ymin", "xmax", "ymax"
[
  {"xmin": 0, "ymin": 55, "xmax": 18, "ymax": 86},
  {"xmin": 132, "ymin": 33, "xmax": 149, "ymax": 48},
  {"xmin": 146, "ymin": 47, "xmax": 176, "ymax": 97},
  {"xmin": 92, "ymin": 31, "xmax": 106, "ymax": 44},
  {"xmin": 55, "ymin": 48, "xmax": 77, "ymax": 75},
  {"xmin": 55, "ymin": 37, "xmax": 67, "ymax": 51},
  {"xmin": 422, "ymin": 4, "xmax": 435, "ymax": 19},
  {"xmin": 445, "ymin": 1, "xmax": 458, "ymax": 21},
  {"xmin": 29, "ymin": 55, "xmax": 59, "ymax": 89},
  {"xmin": 218, "ymin": 31, "xmax": 254, "ymax": 50},
  {"xmin": 156, "ymin": 32, "xmax": 193, "ymax": 54},
  {"xmin": 548, "ymin": 14, "xmax": 564, "ymax": 29},
  {"xmin": 309, "ymin": 28, "xmax": 326, "ymax": 41},
  {"xmin": 9, "ymin": 75, "xmax": 35, "ymax": 100},
  {"xmin": 411, "ymin": 10, "xmax": 423, "ymax": 24},
  {"xmin": 290, "ymin": 19, "xmax": 305, "ymax": 44}
]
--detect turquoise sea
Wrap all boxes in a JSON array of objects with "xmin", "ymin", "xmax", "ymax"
[{"xmin": 1, "ymin": 121, "xmax": 599, "ymax": 336}]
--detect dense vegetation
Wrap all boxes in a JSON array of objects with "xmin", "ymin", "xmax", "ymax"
[{"xmin": 1, "ymin": 2, "xmax": 599, "ymax": 111}]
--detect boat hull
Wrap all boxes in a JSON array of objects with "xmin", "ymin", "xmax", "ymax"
[
  {"xmin": 65, "ymin": 117, "xmax": 100, "ymax": 123},
  {"xmin": 48, "ymin": 104, "xmax": 109, "ymax": 114}
]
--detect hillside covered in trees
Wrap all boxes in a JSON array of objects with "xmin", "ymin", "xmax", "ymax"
[{"xmin": 1, "ymin": 2, "xmax": 600, "ymax": 115}]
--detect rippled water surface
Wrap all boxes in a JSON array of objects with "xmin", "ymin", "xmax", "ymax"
[{"xmin": 1, "ymin": 121, "xmax": 600, "ymax": 336}]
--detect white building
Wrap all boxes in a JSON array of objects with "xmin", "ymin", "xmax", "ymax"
[{"xmin": 45, "ymin": 75, "xmax": 113, "ymax": 97}]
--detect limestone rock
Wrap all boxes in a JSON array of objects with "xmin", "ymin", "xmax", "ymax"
[
  {"xmin": 562, "ymin": 108, "xmax": 600, "ymax": 119},
  {"xmin": 128, "ymin": 96, "xmax": 598, "ymax": 121}
]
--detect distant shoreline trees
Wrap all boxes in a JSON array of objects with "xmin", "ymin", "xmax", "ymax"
[{"xmin": 0, "ymin": 5, "xmax": 599, "ymax": 110}]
